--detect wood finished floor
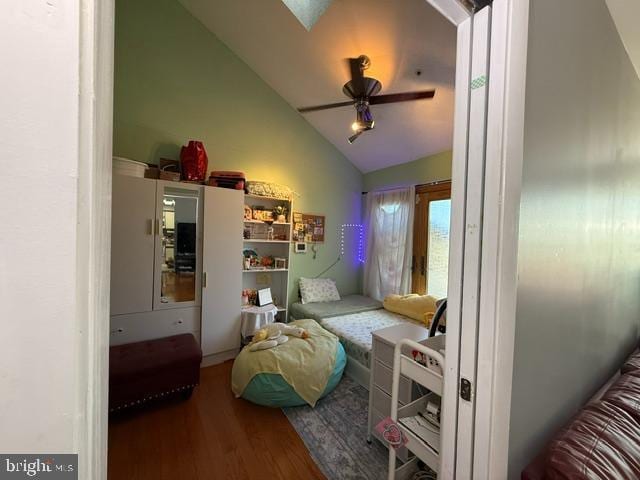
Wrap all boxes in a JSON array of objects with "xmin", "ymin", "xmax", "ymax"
[
  {"xmin": 161, "ymin": 271, "xmax": 196, "ymax": 303},
  {"xmin": 108, "ymin": 361, "xmax": 326, "ymax": 480}
]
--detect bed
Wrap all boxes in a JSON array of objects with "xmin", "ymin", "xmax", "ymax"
[
  {"xmin": 289, "ymin": 294, "xmax": 382, "ymax": 322},
  {"xmin": 319, "ymin": 309, "xmax": 418, "ymax": 369},
  {"xmin": 290, "ymin": 295, "xmax": 422, "ymax": 389}
]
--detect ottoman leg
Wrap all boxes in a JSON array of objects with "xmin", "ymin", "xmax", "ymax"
[{"xmin": 181, "ymin": 387, "xmax": 195, "ymax": 400}]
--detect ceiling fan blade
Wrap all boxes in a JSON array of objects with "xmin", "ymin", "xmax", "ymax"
[
  {"xmin": 369, "ymin": 90, "xmax": 436, "ymax": 105},
  {"xmin": 346, "ymin": 57, "xmax": 366, "ymax": 97},
  {"xmin": 298, "ymin": 101, "xmax": 354, "ymax": 113}
]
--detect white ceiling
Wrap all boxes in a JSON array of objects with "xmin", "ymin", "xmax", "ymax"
[
  {"xmin": 605, "ymin": 0, "xmax": 640, "ymax": 80},
  {"xmin": 179, "ymin": 0, "xmax": 457, "ymax": 173}
]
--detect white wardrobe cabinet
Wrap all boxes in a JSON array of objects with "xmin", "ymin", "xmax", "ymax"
[
  {"xmin": 201, "ymin": 187, "xmax": 243, "ymax": 358},
  {"xmin": 111, "ymin": 174, "xmax": 243, "ymax": 362}
]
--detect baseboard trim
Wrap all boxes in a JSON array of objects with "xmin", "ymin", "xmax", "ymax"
[{"xmin": 201, "ymin": 349, "xmax": 239, "ymax": 367}]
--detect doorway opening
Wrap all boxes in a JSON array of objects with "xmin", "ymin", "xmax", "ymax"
[{"xmin": 86, "ymin": 0, "xmax": 529, "ymax": 478}]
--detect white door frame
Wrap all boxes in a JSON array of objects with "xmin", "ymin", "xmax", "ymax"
[
  {"xmin": 439, "ymin": 7, "xmax": 472, "ymax": 480},
  {"xmin": 78, "ymin": 0, "xmax": 114, "ymax": 479},
  {"xmin": 455, "ymin": 6, "xmax": 492, "ymax": 479},
  {"xmin": 79, "ymin": 0, "xmax": 528, "ymax": 478},
  {"xmin": 422, "ymin": 0, "xmax": 530, "ymax": 478},
  {"xmin": 473, "ymin": 1, "xmax": 529, "ymax": 478}
]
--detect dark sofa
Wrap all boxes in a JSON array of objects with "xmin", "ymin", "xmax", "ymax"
[{"xmin": 522, "ymin": 349, "xmax": 640, "ymax": 479}]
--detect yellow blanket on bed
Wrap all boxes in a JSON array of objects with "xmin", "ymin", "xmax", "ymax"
[{"xmin": 231, "ymin": 319, "xmax": 338, "ymax": 407}]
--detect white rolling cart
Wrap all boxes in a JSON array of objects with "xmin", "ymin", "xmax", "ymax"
[{"xmin": 387, "ymin": 337, "xmax": 445, "ymax": 480}]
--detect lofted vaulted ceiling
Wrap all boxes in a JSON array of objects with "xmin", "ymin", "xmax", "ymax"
[
  {"xmin": 605, "ymin": 0, "xmax": 640, "ymax": 80},
  {"xmin": 179, "ymin": 0, "xmax": 457, "ymax": 173}
]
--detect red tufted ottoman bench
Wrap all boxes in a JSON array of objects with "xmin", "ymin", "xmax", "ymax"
[{"xmin": 109, "ymin": 334, "xmax": 202, "ymax": 412}]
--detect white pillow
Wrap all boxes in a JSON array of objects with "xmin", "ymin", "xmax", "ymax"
[{"xmin": 299, "ymin": 278, "xmax": 341, "ymax": 304}]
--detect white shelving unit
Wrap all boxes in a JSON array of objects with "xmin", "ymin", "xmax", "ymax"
[
  {"xmin": 243, "ymin": 219, "xmax": 290, "ymax": 225},
  {"xmin": 387, "ymin": 336, "xmax": 446, "ymax": 480},
  {"xmin": 243, "ymin": 239, "xmax": 290, "ymax": 244},
  {"xmin": 242, "ymin": 193, "xmax": 293, "ymax": 321},
  {"xmin": 243, "ymin": 269, "xmax": 289, "ymax": 273}
]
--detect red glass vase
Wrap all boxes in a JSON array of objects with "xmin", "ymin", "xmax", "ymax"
[{"xmin": 180, "ymin": 140, "xmax": 208, "ymax": 182}]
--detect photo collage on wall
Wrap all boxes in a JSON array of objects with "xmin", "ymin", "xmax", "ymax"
[{"xmin": 292, "ymin": 212, "xmax": 325, "ymax": 243}]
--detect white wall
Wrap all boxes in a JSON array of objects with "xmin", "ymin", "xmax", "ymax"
[
  {"xmin": 0, "ymin": 1, "xmax": 111, "ymax": 477},
  {"xmin": 0, "ymin": 0, "xmax": 81, "ymax": 451},
  {"xmin": 508, "ymin": 0, "xmax": 640, "ymax": 477}
]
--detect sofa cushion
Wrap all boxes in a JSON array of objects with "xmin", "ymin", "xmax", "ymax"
[
  {"xmin": 601, "ymin": 374, "xmax": 640, "ymax": 421},
  {"xmin": 543, "ymin": 401, "xmax": 640, "ymax": 479},
  {"xmin": 621, "ymin": 350, "xmax": 640, "ymax": 375}
]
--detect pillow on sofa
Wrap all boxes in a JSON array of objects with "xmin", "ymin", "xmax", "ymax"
[
  {"xmin": 383, "ymin": 294, "xmax": 437, "ymax": 325},
  {"xmin": 299, "ymin": 278, "xmax": 341, "ymax": 304}
]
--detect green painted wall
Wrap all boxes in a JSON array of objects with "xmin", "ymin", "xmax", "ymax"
[
  {"xmin": 363, "ymin": 150, "xmax": 452, "ymax": 191},
  {"xmin": 113, "ymin": 0, "xmax": 363, "ymax": 303}
]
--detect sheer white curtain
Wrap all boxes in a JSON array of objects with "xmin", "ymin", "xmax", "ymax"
[{"xmin": 363, "ymin": 186, "xmax": 415, "ymax": 301}]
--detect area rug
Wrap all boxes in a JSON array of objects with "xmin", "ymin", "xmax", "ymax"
[{"xmin": 283, "ymin": 375, "xmax": 389, "ymax": 480}]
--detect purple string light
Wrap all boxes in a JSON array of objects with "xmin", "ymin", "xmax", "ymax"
[{"xmin": 340, "ymin": 224, "xmax": 365, "ymax": 264}]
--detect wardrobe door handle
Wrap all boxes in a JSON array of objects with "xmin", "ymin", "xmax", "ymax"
[
  {"xmin": 421, "ymin": 256, "xmax": 426, "ymax": 276},
  {"xmin": 155, "ymin": 218, "xmax": 160, "ymax": 236},
  {"xmin": 202, "ymin": 272, "xmax": 207, "ymax": 288},
  {"xmin": 147, "ymin": 219, "xmax": 153, "ymax": 235}
]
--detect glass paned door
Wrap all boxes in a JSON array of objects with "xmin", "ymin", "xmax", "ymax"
[
  {"xmin": 427, "ymin": 199, "xmax": 452, "ymax": 298},
  {"xmin": 411, "ymin": 182, "xmax": 452, "ymax": 298}
]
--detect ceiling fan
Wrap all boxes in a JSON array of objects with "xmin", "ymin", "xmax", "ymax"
[{"xmin": 298, "ymin": 55, "xmax": 436, "ymax": 144}]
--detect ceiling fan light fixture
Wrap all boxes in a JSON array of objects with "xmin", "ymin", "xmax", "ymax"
[
  {"xmin": 351, "ymin": 108, "xmax": 374, "ymax": 132},
  {"xmin": 354, "ymin": 109, "xmax": 366, "ymax": 131},
  {"xmin": 348, "ymin": 131, "xmax": 362, "ymax": 144}
]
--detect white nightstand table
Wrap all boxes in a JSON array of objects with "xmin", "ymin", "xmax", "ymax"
[{"xmin": 240, "ymin": 304, "xmax": 278, "ymax": 344}]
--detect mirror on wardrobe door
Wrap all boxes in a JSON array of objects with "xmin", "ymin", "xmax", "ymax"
[{"xmin": 160, "ymin": 187, "xmax": 199, "ymax": 304}]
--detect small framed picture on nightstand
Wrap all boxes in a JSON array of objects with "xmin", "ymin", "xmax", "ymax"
[{"xmin": 257, "ymin": 288, "xmax": 273, "ymax": 307}]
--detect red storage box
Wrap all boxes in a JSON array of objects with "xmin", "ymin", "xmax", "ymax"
[{"xmin": 207, "ymin": 171, "xmax": 246, "ymax": 191}]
